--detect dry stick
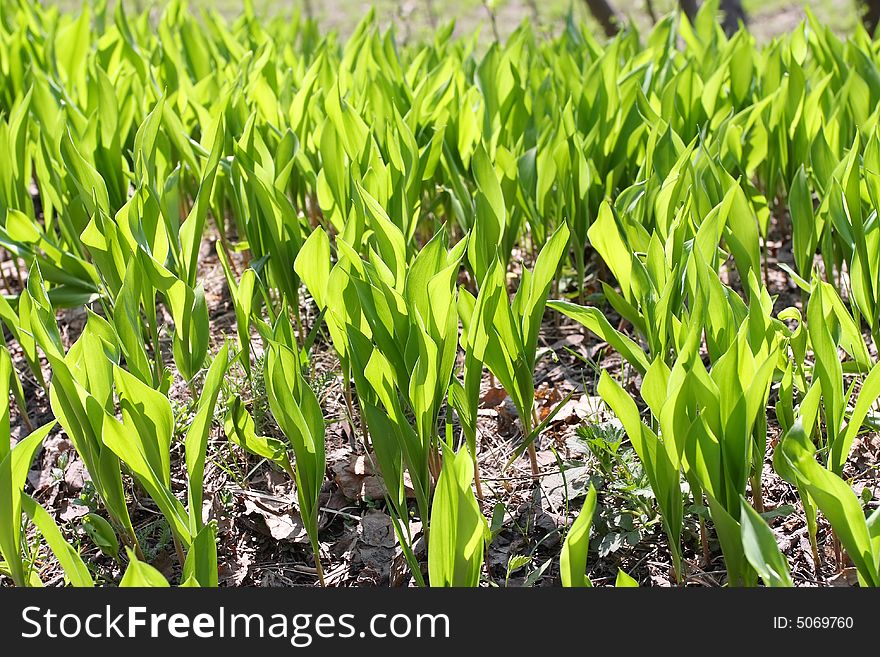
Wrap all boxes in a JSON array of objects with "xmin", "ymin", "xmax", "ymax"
[
  {"xmin": 0, "ymin": 251, "xmax": 14, "ymax": 293},
  {"xmin": 13, "ymin": 255, "xmax": 26, "ymax": 291},
  {"xmin": 17, "ymin": 401, "xmax": 33, "ymax": 433}
]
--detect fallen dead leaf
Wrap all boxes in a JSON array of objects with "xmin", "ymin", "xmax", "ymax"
[
  {"xmin": 58, "ymin": 499, "xmax": 89, "ymax": 523},
  {"xmin": 359, "ymin": 509, "xmax": 397, "ymax": 548},
  {"xmin": 63, "ymin": 459, "xmax": 88, "ymax": 492},
  {"xmin": 242, "ymin": 497, "xmax": 309, "ymax": 543},
  {"xmin": 479, "ymin": 386, "xmax": 509, "ymax": 408},
  {"xmin": 151, "ymin": 549, "xmax": 176, "ymax": 579},
  {"xmin": 551, "ymin": 395, "xmax": 606, "ymax": 425},
  {"xmin": 26, "ymin": 433, "xmax": 73, "ymax": 493},
  {"xmin": 550, "ymin": 333, "xmax": 586, "ymax": 354},
  {"xmin": 332, "ymin": 453, "xmax": 414, "ymax": 502},
  {"xmin": 535, "ymin": 385, "xmax": 563, "ymax": 404},
  {"xmin": 541, "ymin": 465, "xmax": 594, "ymax": 512},
  {"xmin": 219, "ymin": 549, "xmax": 253, "ymax": 586},
  {"xmin": 828, "ymin": 567, "xmax": 859, "ymax": 587}
]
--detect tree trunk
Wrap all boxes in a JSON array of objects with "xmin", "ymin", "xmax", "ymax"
[
  {"xmin": 720, "ymin": 0, "xmax": 747, "ymax": 36},
  {"xmin": 863, "ymin": 0, "xmax": 880, "ymax": 34},
  {"xmin": 645, "ymin": 0, "xmax": 658, "ymax": 24},
  {"xmin": 580, "ymin": 0, "xmax": 622, "ymax": 37},
  {"xmin": 679, "ymin": 0, "xmax": 699, "ymax": 22}
]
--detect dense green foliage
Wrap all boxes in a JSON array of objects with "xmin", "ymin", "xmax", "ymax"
[{"xmin": 0, "ymin": 0, "xmax": 878, "ymax": 587}]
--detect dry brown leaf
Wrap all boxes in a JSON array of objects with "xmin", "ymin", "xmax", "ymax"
[
  {"xmin": 828, "ymin": 567, "xmax": 859, "ymax": 587},
  {"xmin": 26, "ymin": 434, "xmax": 73, "ymax": 493},
  {"xmin": 63, "ymin": 459, "xmax": 88, "ymax": 492},
  {"xmin": 58, "ymin": 499, "xmax": 89, "ymax": 523},
  {"xmin": 332, "ymin": 453, "xmax": 414, "ymax": 502},
  {"xmin": 219, "ymin": 550, "xmax": 253, "ymax": 586},
  {"xmin": 358, "ymin": 509, "xmax": 397, "ymax": 548},
  {"xmin": 479, "ymin": 386, "xmax": 509, "ymax": 408},
  {"xmin": 551, "ymin": 395, "xmax": 606, "ymax": 425},
  {"xmin": 242, "ymin": 498, "xmax": 309, "ymax": 543}
]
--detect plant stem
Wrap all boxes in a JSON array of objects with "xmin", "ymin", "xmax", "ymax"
[
  {"xmin": 750, "ymin": 472, "xmax": 765, "ymax": 514},
  {"xmin": 526, "ymin": 407, "xmax": 540, "ymax": 479},
  {"xmin": 699, "ymin": 515, "xmax": 711, "ymax": 567},
  {"xmin": 311, "ymin": 538, "xmax": 326, "ymax": 587},
  {"xmin": 526, "ymin": 444, "xmax": 539, "ymax": 478},
  {"xmin": 428, "ymin": 443, "xmax": 442, "ymax": 484},
  {"xmin": 172, "ymin": 535, "xmax": 186, "ymax": 569},
  {"xmin": 473, "ymin": 456, "xmax": 484, "ymax": 502},
  {"xmin": 809, "ymin": 532, "xmax": 822, "ymax": 579},
  {"xmin": 832, "ymin": 529, "xmax": 842, "ymax": 573},
  {"xmin": 292, "ymin": 300, "xmax": 305, "ymax": 350},
  {"xmin": 214, "ymin": 215, "xmax": 239, "ymax": 278},
  {"xmin": 761, "ymin": 233, "xmax": 770, "ymax": 288},
  {"xmin": 342, "ymin": 377, "xmax": 359, "ymax": 449}
]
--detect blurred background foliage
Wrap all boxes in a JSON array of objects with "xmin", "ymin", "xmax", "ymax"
[{"xmin": 39, "ymin": 0, "xmax": 871, "ymax": 43}]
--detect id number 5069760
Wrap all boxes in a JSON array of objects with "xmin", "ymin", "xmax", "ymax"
[{"xmin": 773, "ymin": 616, "xmax": 854, "ymax": 630}]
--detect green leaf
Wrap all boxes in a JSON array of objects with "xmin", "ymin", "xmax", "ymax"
[
  {"xmin": 264, "ymin": 342, "xmax": 325, "ymax": 555},
  {"xmin": 428, "ymin": 443, "xmax": 488, "ymax": 587},
  {"xmin": 120, "ymin": 548, "xmax": 170, "ymax": 587},
  {"xmin": 81, "ymin": 513, "xmax": 119, "ymax": 560},
  {"xmin": 520, "ymin": 222, "xmax": 569, "ymax": 371},
  {"xmin": 740, "ymin": 496, "xmax": 793, "ymax": 587},
  {"xmin": 0, "ymin": 422, "xmax": 56, "ymax": 586},
  {"xmin": 548, "ymin": 301, "xmax": 650, "ymax": 374},
  {"xmin": 223, "ymin": 396, "xmax": 292, "ymax": 476},
  {"xmin": 23, "ymin": 495, "xmax": 94, "ymax": 587},
  {"xmin": 615, "ymin": 569, "xmax": 639, "ymax": 587},
  {"xmin": 295, "ymin": 227, "xmax": 332, "ymax": 310},
  {"xmin": 182, "ymin": 523, "xmax": 218, "ymax": 588},
  {"xmin": 186, "ymin": 345, "xmax": 229, "ymax": 534},
  {"xmin": 780, "ymin": 422, "xmax": 880, "ymax": 586},
  {"xmin": 560, "ymin": 484, "xmax": 598, "ymax": 587}
]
